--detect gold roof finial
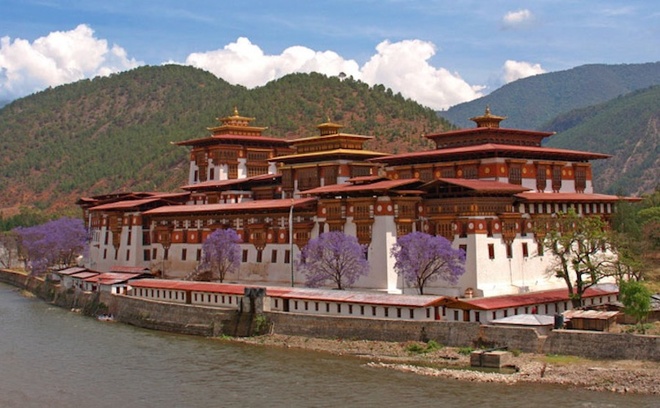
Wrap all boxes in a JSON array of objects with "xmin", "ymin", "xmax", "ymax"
[
  {"xmin": 233, "ymin": 106, "xmax": 239, "ymax": 116},
  {"xmin": 469, "ymin": 106, "xmax": 506, "ymax": 128}
]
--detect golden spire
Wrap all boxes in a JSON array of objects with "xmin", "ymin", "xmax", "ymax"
[{"xmin": 470, "ymin": 106, "xmax": 506, "ymax": 128}]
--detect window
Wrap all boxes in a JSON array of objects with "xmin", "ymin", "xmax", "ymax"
[
  {"xmin": 143, "ymin": 249, "xmax": 151, "ymax": 261},
  {"xmin": 508, "ymin": 165, "xmax": 522, "ymax": 185},
  {"xmin": 488, "ymin": 243, "xmax": 495, "ymax": 259},
  {"xmin": 181, "ymin": 248, "xmax": 187, "ymax": 261},
  {"xmin": 537, "ymin": 242, "xmax": 544, "ymax": 256},
  {"xmin": 409, "ymin": 309, "xmax": 414, "ymax": 319},
  {"xmin": 522, "ymin": 243, "xmax": 529, "ymax": 258},
  {"xmin": 164, "ymin": 248, "xmax": 169, "ymax": 261},
  {"xmin": 103, "ymin": 249, "xmax": 107, "ymax": 259},
  {"xmin": 506, "ymin": 243, "xmax": 513, "ymax": 259},
  {"xmin": 337, "ymin": 304, "xmax": 342, "ymax": 313},
  {"xmin": 152, "ymin": 248, "xmax": 157, "ymax": 260},
  {"xmin": 348, "ymin": 305, "xmax": 353, "ymax": 314},
  {"xmin": 462, "ymin": 165, "xmax": 478, "ymax": 179},
  {"xmin": 271, "ymin": 249, "xmax": 277, "ymax": 263},
  {"xmin": 575, "ymin": 166, "xmax": 586, "ymax": 193},
  {"xmin": 126, "ymin": 250, "xmax": 130, "ymax": 261},
  {"xmin": 459, "ymin": 244, "xmax": 467, "ymax": 254},
  {"xmin": 552, "ymin": 165, "xmax": 562, "ymax": 192},
  {"xmin": 242, "ymin": 249, "xmax": 248, "ymax": 262},
  {"xmin": 384, "ymin": 307, "xmax": 389, "ymax": 317},
  {"xmin": 475, "ymin": 311, "xmax": 480, "ymax": 322},
  {"xmin": 196, "ymin": 249, "xmax": 202, "ymax": 261},
  {"xmin": 256, "ymin": 249, "xmax": 263, "ymax": 263},
  {"xmin": 397, "ymin": 308, "xmax": 402, "ymax": 318},
  {"xmin": 536, "ymin": 164, "xmax": 547, "ymax": 191},
  {"xmin": 284, "ymin": 250, "xmax": 291, "ymax": 264}
]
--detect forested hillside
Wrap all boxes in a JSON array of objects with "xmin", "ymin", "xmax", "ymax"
[
  {"xmin": 0, "ymin": 65, "xmax": 449, "ymax": 215},
  {"xmin": 439, "ymin": 62, "xmax": 660, "ymax": 130},
  {"xmin": 542, "ymin": 85, "xmax": 660, "ymax": 196}
]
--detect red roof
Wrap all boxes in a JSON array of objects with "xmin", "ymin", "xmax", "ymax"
[
  {"xmin": 426, "ymin": 126, "xmax": 553, "ymax": 140},
  {"xmin": 127, "ymin": 279, "xmax": 446, "ymax": 308},
  {"xmin": 272, "ymin": 287, "xmax": 446, "ymax": 308},
  {"xmin": 55, "ymin": 267, "xmax": 88, "ymax": 276},
  {"xmin": 143, "ymin": 197, "xmax": 317, "ymax": 216},
  {"xmin": 85, "ymin": 272, "xmax": 149, "ymax": 285},
  {"xmin": 301, "ymin": 178, "xmax": 422, "ymax": 195},
  {"xmin": 128, "ymin": 279, "xmax": 253, "ymax": 295},
  {"xmin": 515, "ymin": 192, "xmax": 623, "ymax": 202},
  {"xmin": 448, "ymin": 287, "xmax": 618, "ymax": 311},
  {"xmin": 70, "ymin": 271, "xmax": 99, "ymax": 279},
  {"xmin": 90, "ymin": 197, "xmax": 163, "ymax": 211},
  {"xmin": 89, "ymin": 193, "xmax": 190, "ymax": 211},
  {"xmin": 181, "ymin": 174, "xmax": 280, "ymax": 190},
  {"xmin": 369, "ymin": 143, "xmax": 610, "ymax": 164},
  {"xmin": 110, "ymin": 266, "xmax": 151, "ymax": 273},
  {"xmin": 425, "ymin": 178, "xmax": 531, "ymax": 194},
  {"xmin": 175, "ymin": 134, "xmax": 291, "ymax": 147}
]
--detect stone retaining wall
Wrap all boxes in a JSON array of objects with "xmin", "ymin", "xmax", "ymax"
[
  {"xmin": 1, "ymin": 269, "xmax": 657, "ymax": 361},
  {"xmin": 543, "ymin": 329, "xmax": 659, "ymax": 361},
  {"xmin": 113, "ymin": 295, "xmax": 244, "ymax": 337}
]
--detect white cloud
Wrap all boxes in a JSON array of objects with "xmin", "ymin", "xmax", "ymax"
[
  {"xmin": 186, "ymin": 37, "xmax": 484, "ymax": 110},
  {"xmin": 0, "ymin": 24, "xmax": 140, "ymax": 100},
  {"xmin": 360, "ymin": 40, "xmax": 484, "ymax": 110},
  {"xmin": 1, "ymin": 28, "xmax": 486, "ymax": 109},
  {"xmin": 501, "ymin": 60, "xmax": 546, "ymax": 83},
  {"xmin": 502, "ymin": 9, "xmax": 534, "ymax": 29},
  {"xmin": 185, "ymin": 37, "xmax": 361, "ymax": 89}
]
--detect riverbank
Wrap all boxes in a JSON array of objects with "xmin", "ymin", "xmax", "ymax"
[{"xmin": 230, "ymin": 334, "xmax": 660, "ymax": 395}]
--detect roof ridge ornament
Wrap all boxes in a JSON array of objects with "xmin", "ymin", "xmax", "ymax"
[{"xmin": 469, "ymin": 106, "xmax": 507, "ymax": 128}]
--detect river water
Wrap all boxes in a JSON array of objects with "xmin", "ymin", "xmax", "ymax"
[{"xmin": 0, "ymin": 283, "xmax": 655, "ymax": 408}]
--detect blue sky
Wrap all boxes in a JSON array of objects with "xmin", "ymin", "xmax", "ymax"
[{"xmin": 1, "ymin": 0, "xmax": 658, "ymax": 109}]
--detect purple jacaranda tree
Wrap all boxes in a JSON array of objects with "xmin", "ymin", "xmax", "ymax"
[
  {"xmin": 297, "ymin": 231, "xmax": 369, "ymax": 290},
  {"xmin": 13, "ymin": 217, "xmax": 89, "ymax": 276},
  {"xmin": 195, "ymin": 228, "xmax": 241, "ymax": 282},
  {"xmin": 391, "ymin": 231, "xmax": 466, "ymax": 295}
]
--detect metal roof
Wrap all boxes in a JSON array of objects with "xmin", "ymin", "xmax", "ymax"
[
  {"xmin": 447, "ymin": 286, "xmax": 618, "ymax": 311},
  {"xmin": 423, "ymin": 178, "xmax": 531, "ymax": 194},
  {"xmin": 110, "ymin": 266, "xmax": 151, "ymax": 273},
  {"xmin": 301, "ymin": 178, "xmax": 422, "ymax": 196},
  {"xmin": 369, "ymin": 143, "xmax": 611, "ymax": 164},
  {"xmin": 85, "ymin": 272, "xmax": 149, "ymax": 285},
  {"xmin": 562, "ymin": 310, "xmax": 620, "ymax": 320},
  {"xmin": 127, "ymin": 279, "xmax": 446, "ymax": 308},
  {"xmin": 491, "ymin": 314, "xmax": 555, "ymax": 326},
  {"xmin": 143, "ymin": 197, "xmax": 317, "ymax": 215},
  {"xmin": 55, "ymin": 267, "xmax": 88, "ymax": 276},
  {"xmin": 515, "ymin": 192, "xmax": 624, "ymax": 202}
]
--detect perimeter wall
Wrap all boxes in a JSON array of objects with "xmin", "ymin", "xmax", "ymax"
[{"xmin": 1, "ymin": 269, "xmax": 657, "ymax": 361}]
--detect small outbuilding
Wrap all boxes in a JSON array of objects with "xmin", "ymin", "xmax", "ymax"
[
  {"xmin": 490, "ymin": 314, "xmax": 555, "ymax": 335},
  {"xmin": 562, "ymin": 310, "xmax": 620, "ymax": 332}
]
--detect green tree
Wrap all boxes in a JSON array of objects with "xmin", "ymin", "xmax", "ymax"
[
  {"xmin": 542, "ymin": 208, "xmax": 618, "ymax": 308},
  {"xmin": 618, "ymin": 279, "xmax": 652, "ymax": 333}
]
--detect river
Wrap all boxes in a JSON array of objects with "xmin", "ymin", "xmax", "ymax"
[{"xmin": 0, "ymin": 283, "xmax": 655, "ymax": 407}]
